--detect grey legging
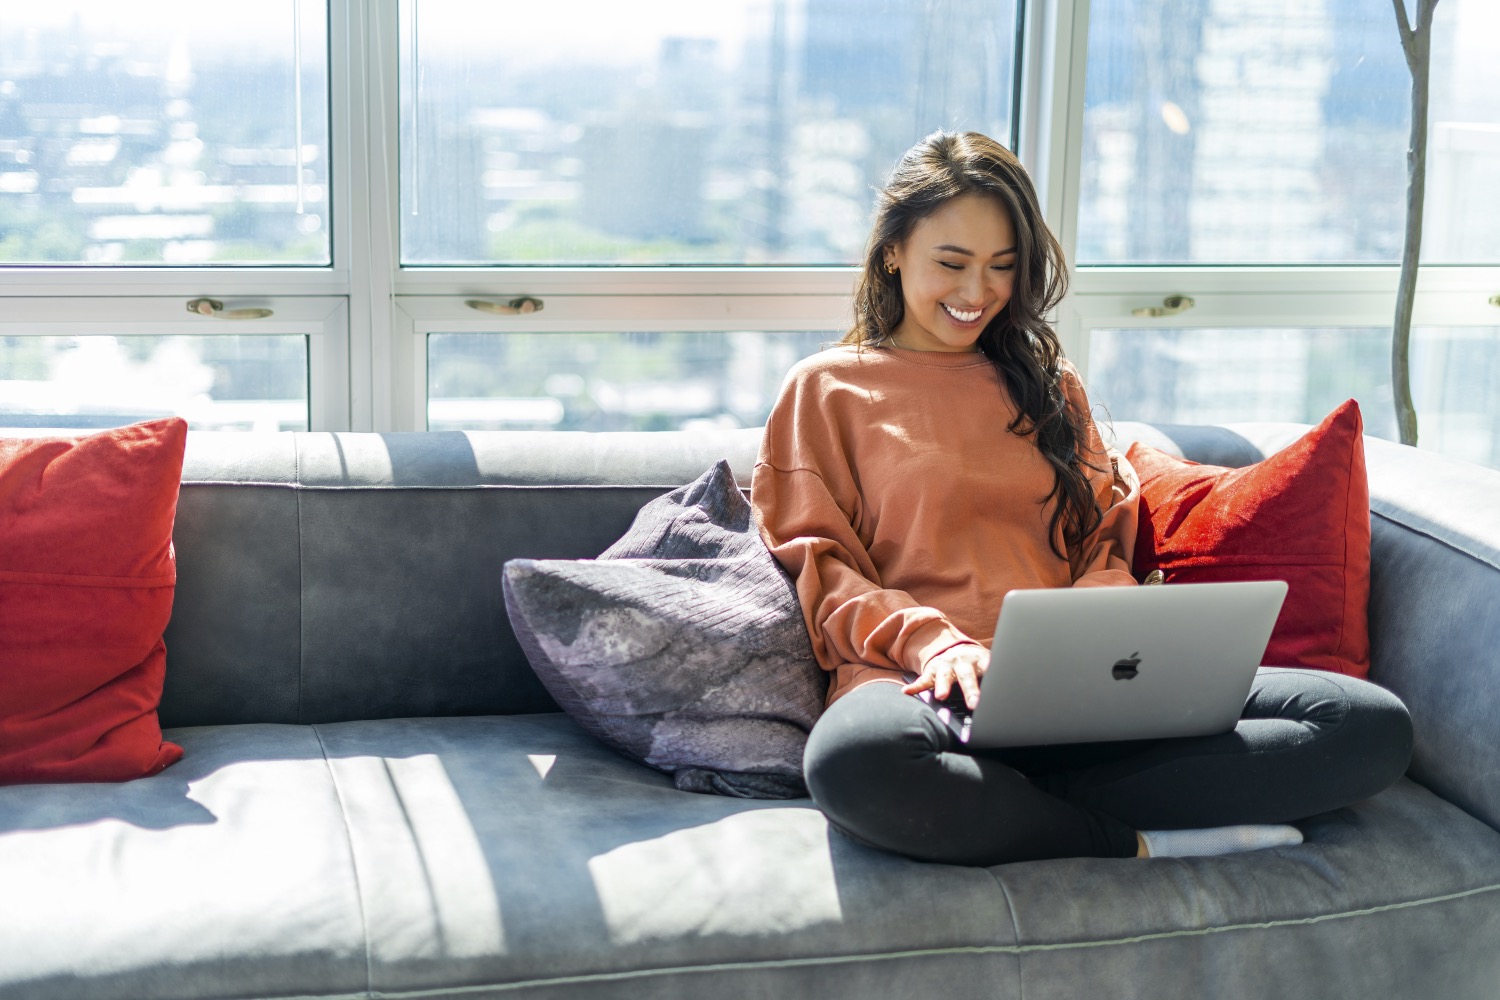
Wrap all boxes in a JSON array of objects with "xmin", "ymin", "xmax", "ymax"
[{"xmin": 803, "ymin": 667, "xmax": 1414, "ymax": 865}]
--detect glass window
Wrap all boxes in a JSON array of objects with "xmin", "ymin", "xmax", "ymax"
[
  {"xmin": 399, "ymin": 0, "xmax": 1020, "ymax": 266},
  {"xmin": 1086, "ymin": 326, "xmax": 1500, "ymax": 470},
  {"xmin": 1077, "ymin": 0, "xmax": 1500, "ymax": 265},
  {"xmin": 0, "ymin": 1, "xmax": 330, "ymax": 265},
  {"xmin": 427, "ymin": 330, "xmax": 833, "ymax": 431},
  {"xmin": 0, "ymin": 335, "xmax": 309, "ymax": 433}
]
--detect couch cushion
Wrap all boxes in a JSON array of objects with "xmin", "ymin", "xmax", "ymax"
[
  {"xmin": 0, "ymin": 724, "xmax": 367, "ymax": 1000},
  {"xmin": 988, "ymin": 776, "xmax": 1500, "ymax": 999},
  {"xmin": 162, "ymin": 430, "xmax": 766, "ymax": 729},
  {"xmin": 299, "ymin": 721, "xmax": 1500, "ymax": 1000},
  {"xmin": 0, "ymin": 418, "xmax": 187, "ymax": 783},
  {"xmin": 9, "ymin": 714, "xmax": 1495, "ymax": 1000},
  {"xmin": 313, "ymin": 713, "xmax": 1019, "ymax": 998},
  {"xmin": 503, "ymin": 460, "xmax": 825, "ymax": 799},
  {"xmin": 1126, "ymin": 401, "xmax": 1371, "ymax": 677}
]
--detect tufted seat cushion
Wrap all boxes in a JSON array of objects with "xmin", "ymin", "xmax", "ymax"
[{"xmin": 4, "ymin": 713, "xmax": 1498, "ymax": 1000}]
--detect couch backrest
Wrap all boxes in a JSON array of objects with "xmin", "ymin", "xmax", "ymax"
[
  {"xmin": 163, "ymin": 423, "xmax": 1500, "ymax": 833},
  {"xmin": 161, "ymin": 429, "xmax": 763, "ymax": 729}
]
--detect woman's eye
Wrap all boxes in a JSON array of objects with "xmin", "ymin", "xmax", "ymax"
[
  {"xmin": 992, "ymin": 264, "xmax": 1016, "ymax": 272},
  {"xmin": 938, "ymin": 261, "xmax": 963, "ymax": 270}
]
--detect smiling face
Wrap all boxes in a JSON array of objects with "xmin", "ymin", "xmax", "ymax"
[{"xmin": 882, "ymin": 193, "xmax": 1018, "ymax": 353}]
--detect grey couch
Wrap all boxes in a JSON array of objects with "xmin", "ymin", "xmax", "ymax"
[{"xmin": 4, "ymin": 422, "xmax": 1499, "ymax": 1000}]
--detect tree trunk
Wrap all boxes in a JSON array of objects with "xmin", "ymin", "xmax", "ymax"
[{"xmin": 1390, "ymin": 0, "xmax": 1439, "ymax": 447}]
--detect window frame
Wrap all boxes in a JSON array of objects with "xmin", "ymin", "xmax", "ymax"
[
  {"xmin": 392, "ymin": 292, "xmax": 852, "ymax": 432},
  {"xmin": 0, "ymin": 296, "xmax": 349, "ymax": 432},
  {"xmin": 0, "ymin": 0, "xmax": 1495, "ymax": 439},
  {"xmin": 1062, "ymin": 266, "xmax": 1500, "ymax": 379}
]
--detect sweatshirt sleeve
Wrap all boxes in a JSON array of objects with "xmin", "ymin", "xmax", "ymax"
[
  {"xmin": 751, "ymin": 368, "xmax": 977, "ymax": 679},
  {"xmin": 1060, "ymin": 362, "xmax": 1141, "ymax": 589}
]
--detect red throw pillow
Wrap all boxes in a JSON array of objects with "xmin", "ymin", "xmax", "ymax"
[
  {"xmin": 1126, "ymin": 400, "xmax": 1370, "ymax": 678},
  {"xmin": 0, "ymin": 418, "xmax": 188, "ymax": 783}
]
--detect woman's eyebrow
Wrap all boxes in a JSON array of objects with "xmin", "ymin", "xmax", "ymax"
[{"xmin": 933, "ymin": 244, "xmax": 1019, "ymax": 256}]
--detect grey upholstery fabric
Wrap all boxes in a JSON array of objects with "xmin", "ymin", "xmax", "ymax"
[
  {"xmin": 503, "ymin": 461, "xmax": 824, "ymax": 797},
  {"xmin": 6, "ymin": 714, "xmax": 1498, "ymax": 1000},
  {"xmin": 1107, "ymin": 420, "xmax": 1275, "ymax": 468},
  {"xmin": 989, "ymin": 775, "xmax": 1500, "ymax": 999},
  {"xmin": 296, "ymin": 428, "xmax": 764, "ymax": 488},
  {"xmin": 319, "ymin": 714, "xmax": 1017, "ymax": 999},
  {"xmin": 160, "ymin": 484, "xmax": 302, "ymax": 728},
  {"xmin": 0, "ymin": 725, "xmax": 367, "ymax": 1000},
  {"xmin": 292, "ymin": 486, "xmax": 614, "ymax": 723},
  {"xmin": 162, "ymin": 431, "xmax": 764, "ymax": 729},
  {"xmin": 180, "ymin": 428, "xmax": 299, "ymax": 485},
  {"xmin": 1363, "ymin": 439, "xmax": 1500, "ymax": 832},
  {"xmin": 160, "ymin": 433, "xmax": 303, "ymax": 727}
]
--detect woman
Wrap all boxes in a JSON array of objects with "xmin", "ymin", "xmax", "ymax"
[{"xmin": 751, "ymin": 131, "xmax": 1412, "ymax": 866}]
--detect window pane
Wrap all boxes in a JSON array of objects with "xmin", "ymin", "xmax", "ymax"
[
  {"xmin": 0, "ymin": 335, "xmax": 308, "ymax": 433},
  {"xmin": 400, "ymin": 0, "xmax": 1019, "ymax": 266},
  {"xmin": 1086, "ymin": 326, "xmax": 1500, "ymax": 470},
  {"xmin": 0, "ymin": 2, "xmax": 330, "ymax": 265},
  {"xmin": 1078, "ymin": 0, "xmax": 1500, "ymax": 265},
  {"xmin": 428, "ymin": 331, "xmax": 833, "ymax": 430}
]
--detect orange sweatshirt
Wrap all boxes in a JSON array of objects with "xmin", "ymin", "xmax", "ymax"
[{"xmin": 752, "ymin": 344, "xmax": 1139, "ymax": 705}]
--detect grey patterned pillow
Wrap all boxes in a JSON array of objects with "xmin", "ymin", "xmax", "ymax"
[{"xmin": 501, "ymin": 460, "xmax": 825, "ymax": 799}]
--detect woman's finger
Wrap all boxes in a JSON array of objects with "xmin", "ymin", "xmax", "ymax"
[
  {"xmin": 955, "ymin": 663, "xmax": 982, "ymax": 710},
  {"xmin": 901, "ymin": 672, "xmax": 934, "ymax": 695},
  {"xmin": 931, "ymin": 664, "xmax": 952, "ymax": 702}
]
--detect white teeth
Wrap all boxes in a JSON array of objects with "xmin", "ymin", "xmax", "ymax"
[{"xmin": 944, "ymin": 304, "xmax": 982, "ymax": 323}]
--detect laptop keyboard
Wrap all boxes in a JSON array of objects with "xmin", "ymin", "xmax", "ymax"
[
  {"xmin": 934, "ymin": 703, "xmax": 974, "ymax": 744},
  {"xmin": 902, "ymin": 672, "xmax": 975, "ymax": 744}
]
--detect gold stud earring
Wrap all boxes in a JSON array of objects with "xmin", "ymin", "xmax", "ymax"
[{"xmin": 884, "ymin": 261, "xmax": 897, "ymax": 275}]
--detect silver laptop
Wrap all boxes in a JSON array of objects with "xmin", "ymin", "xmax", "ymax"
[{"xmin": 918, "ymin": 580, "xmax": 1287, "ymax": 748}]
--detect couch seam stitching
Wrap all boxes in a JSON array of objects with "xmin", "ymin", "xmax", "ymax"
[
  {"xmin": 1406, "ymin": 774, "xmax": 1497, "ymax": 832},
  {"xmin": 380, "ymin": 757, "xmax": 450, "ymax": 954},
  {"xmin": 983, "ymin": 866, "xmax": 1027, "ymax": 1000},
  {"xmin": 312, "ymin": 724, "xmax": 375, "ymax": 1000},
  {"xmin": 225, "ymin": 880, "xmax": 1500, "ymax": 999}
]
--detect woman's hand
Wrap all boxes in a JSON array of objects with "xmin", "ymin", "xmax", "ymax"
[{"xmin": 902, "ymin": 643, "xmax": 990, "ymax": 710}]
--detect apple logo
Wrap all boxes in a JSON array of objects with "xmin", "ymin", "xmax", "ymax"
[{"xmin": 1112, "ymin": 652, "xmax": 1141, "ymax": 681}]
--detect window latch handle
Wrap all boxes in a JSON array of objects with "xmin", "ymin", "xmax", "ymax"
[
  {"xmin": 1130, "ymin": 295, "xmax": 1195, "ymax": 318},
  {"xmin": 187, "ymin": 297, "xmax": 274, "ymax": 320},
  {"xmin": 466, "ymin": 297, "xmax": 544, "ymax": 316}
]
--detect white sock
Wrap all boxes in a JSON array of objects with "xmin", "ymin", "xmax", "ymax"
[{"xmin": 1138, "ymin": 824, "xmax": 1303, "ymax": 858}]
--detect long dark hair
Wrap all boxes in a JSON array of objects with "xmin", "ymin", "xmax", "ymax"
[{"xmin": 844, "ymin": 130, "xmax": 1104, "ymax": 559}]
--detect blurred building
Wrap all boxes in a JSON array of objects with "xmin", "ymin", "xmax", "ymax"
[
  {"xmin": 579, "ymin": 113, "xmax": 711, "ymax": 243},
  {"xmin": 0, "ymin": 19, "xmax": 326, "ymax": 264}
]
